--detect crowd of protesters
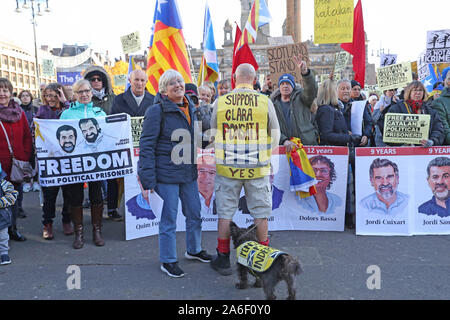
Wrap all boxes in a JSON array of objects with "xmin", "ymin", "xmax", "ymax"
[{"xmin": 0, "ymin": 58, "xmax": 449, "ymax": 275}]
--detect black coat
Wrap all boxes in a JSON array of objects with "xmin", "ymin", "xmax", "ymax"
[
  {"xmin": 315, "ymin": 104, "xmax": 351, "ymax": 146},
  {"xmin": 111, "ymin": 88, "xmax": 155, "ymax": 116},
  {"xmin": 138, "ymin": 93, "xmax": 198, "ymax": 190}
]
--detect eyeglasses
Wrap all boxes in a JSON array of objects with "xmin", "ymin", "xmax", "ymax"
[
  {"xmin": 76, "ymin": 89, "xmax": 91, "ymax": 95},
  {"xmin": 313, "ymin": 168, "xmax": 330, "ymax": 175},
  {"xmin": 44, "ymin": 94, "xmax": 58, "ymax": 99},
  {"xmin": 411, "ymin": 89, "xmax": 424, "ymax": 93},
  {"xmin": 168, "ymin": 79, "xmax": 184, "ymax": 86},
  {"xmin": 90, "ymin": 77, "xmax": 102, "ymax": 82}
]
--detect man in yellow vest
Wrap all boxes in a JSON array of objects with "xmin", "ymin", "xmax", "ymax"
[{"xmin": 210, "ymin": 63, "xmax": 280, "ymax": 276}]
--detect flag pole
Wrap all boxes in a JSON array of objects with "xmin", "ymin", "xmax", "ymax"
[{"xmin": 186, "ymin": 44, "xmax": 197, "ymax": 84}]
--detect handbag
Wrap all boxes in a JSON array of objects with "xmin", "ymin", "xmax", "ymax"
[{"xmin": 0, "ymin": 121, "xmax": 33, "ymax": 183}]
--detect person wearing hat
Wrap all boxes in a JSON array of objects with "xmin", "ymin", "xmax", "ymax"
[
  {"xmin": 84, "ymin": 66, "xmax": 116, "ymax": 115},
  {"xmin": 350, "ymin": 80, "xmax": 366, "ymax": 101},
  {"xmin": 432, "ymin": 67, "xmax": 450, "ymax": 145},
  {"xmin": 270, "ymin": 53, "xmax": 318, "ymax": 152}
]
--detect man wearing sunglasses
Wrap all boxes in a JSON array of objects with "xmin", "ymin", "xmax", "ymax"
[{"xmin": 84, "ymin": 66, "xmax": 115, "ymax": 115}]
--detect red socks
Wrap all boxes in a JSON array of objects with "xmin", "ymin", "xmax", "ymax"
[
  {"xmin": 259, "ymin": 238, "xmax": 270, "ymax": 246},
  {"xmin": 217, "ymin": 238, "xmax": 230, "ymax": 254}
]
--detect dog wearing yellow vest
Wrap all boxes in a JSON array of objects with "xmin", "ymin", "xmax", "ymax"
[{"xmin": 230, "ymin": 221, "xmax": 302, "ymax": 300}]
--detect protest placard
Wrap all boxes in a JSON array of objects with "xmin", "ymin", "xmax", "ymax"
[
  {"xmin": 114, "ymin": 74, "xmax": 128, "ymax": 88},
  {"xmin": 334, "ymin": 51, "xmax": 350, "ymax": 73},
  {"xmin": 380, "ymin": 54, "xmax": 397, "ymax": 67},
  {"xmin": 266, "ymin": 42, "xmax": 309, "ymax": 90},
  {"xmin": 383, "ymin": 113, "xmax": 430, "ymax": 145},
  {"xmin": 355, "ymin": 147, "xmax": 450, "ymax": 236},
  {"xmin": 376, "ymin": 62, "xmax": 413, "ymax": 92},
  {"xmin": 131, "ymin": 116, "xmax": 144, "ymax": 148},
  {"xmin": 425, "ymin": 29, "xmax": 450, "ymax": 63},
  {"xmin": 314, "ymin": 0, "xmax": 354, "ymax": 44},
  {"xmin": 34, "ymin": 114, "xmax": 134, "ymax": 187},
  {"xmin": 120, "ymin": 31, "xmax": 142, "ymax": 55},
  {"xmin": 41, "ymin": 59, "xmax": 54, "ymax": 77}
]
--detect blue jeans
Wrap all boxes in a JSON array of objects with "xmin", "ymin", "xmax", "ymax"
[{"xmin": 156, "ymin": 180, "xmax": 202, "ymax": 263}]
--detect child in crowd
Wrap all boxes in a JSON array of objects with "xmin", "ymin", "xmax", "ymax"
[{"xmin": 0, "ymin": 163, "xmax": 19, "ymax": 265}]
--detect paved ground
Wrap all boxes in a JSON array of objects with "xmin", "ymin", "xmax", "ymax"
[{"xmin": 1, "ymin": 190, "xmax": 449, "ymax": 300}]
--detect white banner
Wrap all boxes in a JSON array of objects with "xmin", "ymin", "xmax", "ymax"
[
  {"xmin": 426, "ymin": 29, "xmax": 450, "ymax": 63},
  {"xmin": 356, "ymin": 147, "xmax": 450, "ymax": 236},
  {"xmin": 125, "ymin": 146, "xmax": 349, "ymax": 240},
  {"xmin": 34, "ymin": 114, "xmax": 134, "ymax": 187}
]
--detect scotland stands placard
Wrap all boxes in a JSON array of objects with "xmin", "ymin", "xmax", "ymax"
[{"xmin": 34, "ymin": 114, "xmax": 134, "ymax": 187}]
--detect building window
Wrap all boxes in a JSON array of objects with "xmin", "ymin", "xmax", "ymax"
[
  {"xmin": 18, "ymin": 75, "xmax": 23, "ymax": 86},
  {"xmin": 10, "ymin": 58, "xmax": 16, "ymax": 69},
  {"xmin": 24, "ymin": 61, "xmax": 29, "ymax": 72},
  {"xmin": 25, "ymin": 75, "xmax": 29, "ymax": 86},
  {"xmin": 30, "ymin": 62, "xmax": 35, "ymax": 73},
  {"xmin": 17, "ymin": 59, "xmax": 23, "ymax": 71},
  {"xmin": 2, "ymin": 55, "xmax": 8, "ymax": 67}
]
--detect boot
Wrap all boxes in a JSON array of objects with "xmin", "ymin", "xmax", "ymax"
[
  {"xmin": 62, "ymin": 222, "xmax": 74, "ymax": 235},
  {"xmin": 42, "ymin": 223, "xmax": 54, "ymax": 240},
  {"xmin": 210, "ymin": 249, "xmax": 232, "ymax": 276},
  {"xmin": 91, "ymin": 203, "xmax": 105, "ymax": 246},
  {"xmin": 8, "ymin": 226, "xmax": 26, "ymax": 241},
  {"xmin": 71, "ymin": 206, "xmax": 84, "ymax": 249}
]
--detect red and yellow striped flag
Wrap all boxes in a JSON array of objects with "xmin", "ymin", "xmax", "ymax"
[{"xmin": 146, "ymin": 0, "xmax": 192, "ymax": 95}]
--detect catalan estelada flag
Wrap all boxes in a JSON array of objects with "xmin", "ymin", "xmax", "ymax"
[
  {"xmin": 236, "ymin": 0, "xmax": 271, "ymax": 53},
  {"xmin": 197, "ymin": 1, "xmax": 219, "ymax": 87},
  {"xmin": 146, "ymin": 0, "xmax": 192, "ymax": 95},
  {"xmin": 286, "ymin": 137, "xmax": 317, "ymax": 198}
]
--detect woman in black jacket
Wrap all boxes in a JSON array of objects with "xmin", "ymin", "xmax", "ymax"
[
  {"xmin": 315, "ymin": 79, "xmax": 361, "ymax": 147},
  {"xmin": 386, "ymin": 81, "xmax": 444, "ymax": 147}
]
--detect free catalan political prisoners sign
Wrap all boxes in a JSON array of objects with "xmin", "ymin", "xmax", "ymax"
[
  {"xmin": 34, "ymin": 114, "xmax": 134, "ymax": 187},
  {"xmin": 383, "ymin": 113, "xmax": 430, "ymax": 145}
]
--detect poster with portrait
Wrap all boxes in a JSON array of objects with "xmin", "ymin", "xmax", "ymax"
[
  {"xmin": 124, "ymin": 151, "xmax": 164, "ymax": 241},
  {"xmin": 34, "ymin": 114, "xmax": 134, "ymax": 187},
  {"xmin": 355, "ymin": 147, "xmax": 450, "ymax": 236}
]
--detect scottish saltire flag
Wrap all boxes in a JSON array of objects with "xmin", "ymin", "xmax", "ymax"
[
  {"xmin": 421, "ymin": 64, "xmax": 439, "ymax": 93},
  {"xmin": 125, "ymin": 55, "xmax": 136, "ymax": 91},
  {"xmin": 236, "ymin": 0, "xmax": 271, "ymax": 53},
  {"xmin": 197, "ymin": 2, "xmax": 219, "ymax": 87},
  {"xmin": 146, "ymin": 0, "xmax": 192, "ymax": 95},
  {"xmin": 286, "ymin": 138, "xmax": 317, "ymax": 198}
]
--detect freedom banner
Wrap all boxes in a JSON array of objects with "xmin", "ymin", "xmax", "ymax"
[
  {"xmin": 383, "ymin": 113, "xmax": 430, "ymax": 145},
  {"xmin": 356, "ymin": 147, "xmax": 450, "ymax": 236},
  {"xmin": 34, "ymin": 114, "xmax": 134, "ymax": 187},
  {"xmin": 376, "ymin": 62, "xmax": 413, "ymax": 92},
  {"xmin": 314, "ymin": 0, "xmax": 354, "ymax": 44}
]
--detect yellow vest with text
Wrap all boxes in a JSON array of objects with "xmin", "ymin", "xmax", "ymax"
[
  {"xmin": 215, "ymin": 90, "xmax": 272, "ymax": 179},
  {"xmin": 237, "ymin": 241, "xmax": 286, "ymax": 274}
]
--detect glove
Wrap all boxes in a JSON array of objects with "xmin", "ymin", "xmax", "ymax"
[{"xmin": 349, "ymin": 134, "xmax": 362, "ymax": 147}]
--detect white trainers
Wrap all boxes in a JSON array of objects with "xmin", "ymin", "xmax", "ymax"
[
  {"xmin": 22, "ymin": 183, "xmax": 32, "ymax": 193},
  {"xmin": 32, "ymin": 182, "xmax": 41, "ymax": 192}
]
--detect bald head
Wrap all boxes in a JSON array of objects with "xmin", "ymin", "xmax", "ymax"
[
  {"xmin": 234, "ymin": 63, "xmax": 257, "ymax": 86},
  {"xmin": 130, "ymin": 69, "xmax": 148, "ymax": 96}
]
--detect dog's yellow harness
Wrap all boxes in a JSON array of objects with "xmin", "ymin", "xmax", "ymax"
[{"xmin": 236, "ymin": 241, "xmax": 286, "ymax": 274}]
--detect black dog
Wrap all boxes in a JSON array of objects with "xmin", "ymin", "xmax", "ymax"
[{"xmin": 229, "ymin": 221, "xmax": 302, "ymax": 300}]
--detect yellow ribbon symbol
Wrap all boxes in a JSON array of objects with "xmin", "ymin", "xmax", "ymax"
[{"xmin": 34, "ymin": 121, "xmax": 44, "ymax": 142}]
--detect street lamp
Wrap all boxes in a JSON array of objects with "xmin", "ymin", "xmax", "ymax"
[{"xmin": 14, "ymin": 0, "xmax": 51, "ymax": 100}]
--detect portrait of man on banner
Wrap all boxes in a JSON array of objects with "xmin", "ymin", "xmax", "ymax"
[
  {"xmin": 78, "ymin": 118, "xmax": 117, "ymax": 153},
  {"xmin": 52, "ymin": 124, "xmax": 78, "ymax": 156},
  {"xmin": 197, "ymin": 153, "xmax": 217, "ymax": 216},
  {"xmin": 360, "ymin": 158, "xmax": 409, "ymax": 216},
  {"xmin": 418, "ymin": 157, "xmax": 450, "ymax": 218}
]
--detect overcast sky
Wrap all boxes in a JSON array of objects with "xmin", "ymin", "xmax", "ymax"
[{"xmin": 1, "ymin": 0, "xmax": 449, "ymax": 67}]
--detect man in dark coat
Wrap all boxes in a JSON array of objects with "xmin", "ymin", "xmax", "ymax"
[{"xmin": 108, "ymin": 70, "xmax": 155, "ymax": 222}]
